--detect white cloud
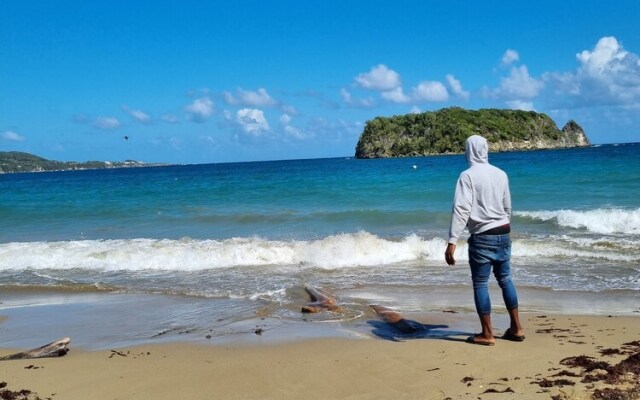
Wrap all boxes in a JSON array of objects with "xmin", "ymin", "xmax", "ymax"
[
  {"xmin": 281, "ymin": 104, "xmax": 298, "ymax": 116},
  {"xmin": 410, "ymin": 106, "xmax": 421, "ymax": 114},
  {"xmin": 340, "ymin": 88, "xmax": 375, "ymax": 108},
  {"xmin": 506, "ymin": 100, "xmax": 535, "ymax": 111},
  {"xmin": 495, "ymin": 65, "xmax": 544, "ymax": 99},
  {"xmin": 123, "ymin": 106, "xmax": 151, "ymax": 125},
  {"xmin": 198, "ymin": 135, "xmax": 219, "ymax": 150},
  {"xmin": 2, "ymin": 130, "xmax": 25, "ymax": 141},
  {"xmin": 355, "ymin": 64, "xmax": 401, "ymax": 91},
  {"xmin": 577, "ymin": 37, "xmax": 628, "ymax": 78},
  {"xmin": 185, "ymin": 97, "xmax": 214, "ymax": 123},
  {"xmin": 279, "ymin": 113, "xmax": 292, "ymax": 125},
  {"xmin": 161, "ymin": 114, "xmax": 179, "ymax": 124},
  {"xmin": 575, "ymin": 36, "xmax": 640, "ymax": 101},
  {"xmin": 445, "ymin": 74, "xmax": 470, "ymax": 100},
  {"xmin": 236, "ymin": 108, "xmax": 270, "ymax": 135},
  {"xmin": 501, "ymin": 49, "xmax": 520, "ymax": 66},
  {"xmin": 413, "ymin": 81, "xmax": 449, "ymax": 102},
  {"xmin": 224, "ymin": 88, "xmax": 277, "ymax": 107},
  {"xmin": 93, "ymin": 116, "xmax": 121, "ymax": 130},
  {"xmin": 279, "ymin": 113, "xmax": 308, "ymax": 140},
  {"xmin": 544, "ymin": 36, "xmax": 640, "ymax": 108},
  {"xmin": 284, "ymin": 125, "xmax": 305, "ymax": 140},
  {"xmin": 381, "ymin": 87, "xmax": 411, "ymax": 103}
]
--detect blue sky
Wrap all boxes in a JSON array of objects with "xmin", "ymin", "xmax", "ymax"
[{"xmin": 1, "ymin": 1, "xmax": 639, "ymax": 164}]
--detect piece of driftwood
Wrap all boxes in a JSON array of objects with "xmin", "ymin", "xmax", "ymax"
[
  {"xmin": 370, "ymin": 305, "xmax": 420, "ymax": 334},
  {"xmin": 0, "ymin": 337, "xmax": 70, "ymax": 361},
  {"xmin": 301, "ymin": 285, "xmax": 343, "ymax": 313}
]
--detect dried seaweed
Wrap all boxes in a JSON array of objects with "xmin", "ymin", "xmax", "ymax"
[
  {"xmin": 532, "ymin": 378, "xmax": 575, "ymax": 388},
  {"xmin": 0, "ymin": 383, "xmax": 43, "ymax": 400},
  {"xmin": 560, "ymin": 355, "xmax": 612, "ymax": 373},
  {"xmin": 550, "ymin": 370, "xmax": 581, "ymax": 378},
  {"xmin": 482, "ymin": 387, "xmax": 514, "ymax": 394}
]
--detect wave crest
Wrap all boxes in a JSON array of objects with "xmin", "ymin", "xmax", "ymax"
[
  {"xmin": 0, "ymin": 233, "xmax": 445, "ymax": 271},
  {"xmin": 515, "ymin": 208, "xmax": 640, "ymax": 235}
]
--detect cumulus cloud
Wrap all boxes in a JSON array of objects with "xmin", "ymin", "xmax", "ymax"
[
  {"xmin": 575, "ymin": 37, "xmax": 640, "ymax": 101},
  {"xmin": 495, "ymin": 65, "xmax": 544, "ymax": 99},
  {"xmin": 410, "ymin": 106, "xmax": 421, "ymax": 114},
  {"xmin": 2, "ymin": 130, "xmax": 25, "ymax": 141},
  {"xmin": 122, "ymin": 106, "xmax": 151, "ymax": 125},
  {"xmin": 413, "ymin": 81, "xmax": 449, "ymax": 102},
  {"xmin": 445, "ymin": 74, "xmax": 470, "ymax": 100},
  {"xmin": 279, "ymin": 113, "xmax": 308, "ymax": 140},
  {"xmin": 506, "ymin": 100, "xmax": 535, "ymax": 111},
  {"xmin": 185, "ymin": 97, "xmax": 214, "ymax": 123},
  {"xmin": 236, "ymin": 108, "xmax": 270, "ymax": 135},
  {"xmin": 279, "ymin": 114, "xmax": 292, "ymax": 125},
  {"xmin": 340, "ymin": 88, "xmax": 375, "ymax": 108},
  {"xmin": 501, "ymin": 49, "xmax": 520, "ymax": 66},
  {"xmin": 93, "ymin": 116, "xmax": 121, "ymax": 130},
  {"xmin": 544, "ymin": 37, "xmax": 640, "ymax": 108},
  {"xmin": 224, "ymin": 88, "xmax": 277, "ymax": 107},
  {"xmin": 381, "ymin": 87, "xmax": 411, "ymax": 103},
  {"xmin": 355, "ymin": 64, "xmax": 402, "ymax": 91}
]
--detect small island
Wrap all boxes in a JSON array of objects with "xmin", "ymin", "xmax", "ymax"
[
  {"xmin": 0, "ymin": 151, "xmax": 167, "ymax": 174},
  {"xmin": 355, "ymin": 107, "xmax": 590, "ymax": 159}
]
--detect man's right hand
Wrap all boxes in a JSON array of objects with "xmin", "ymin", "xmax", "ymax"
[{"xmin": 445, "ymin": 243, "xmax": 457, "ymax": 266}]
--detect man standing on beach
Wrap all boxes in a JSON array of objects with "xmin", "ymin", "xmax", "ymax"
[{"xmin": 445, "ymin": 135, "xmax": 525, "ymax": 346}]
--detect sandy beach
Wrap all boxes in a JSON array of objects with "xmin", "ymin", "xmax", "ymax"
[{"xmin": 1, "ymin": 312, "xmax": 639, "ymax": 400}]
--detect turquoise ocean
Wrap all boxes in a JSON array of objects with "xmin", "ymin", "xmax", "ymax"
[{"xmin": 1, "ymin": 143, "xmax": 639, "ymax": 346}]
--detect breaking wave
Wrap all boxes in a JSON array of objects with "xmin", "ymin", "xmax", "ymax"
[
  {"xmin": 515, "ymin": 208, "xmax": 640, "ymax": 235},
  {"xmin": 1, "ymin": 230, "xmax": 638, "ymax": 272}
]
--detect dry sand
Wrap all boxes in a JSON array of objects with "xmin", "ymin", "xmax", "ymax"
[{"xmin": 1, "ymin": 313, "xmax": 639, "ymax": 400}]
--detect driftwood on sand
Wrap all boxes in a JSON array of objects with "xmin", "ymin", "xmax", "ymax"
[
  {"xmin": 370, "ymin": 305, "xmax": 420, "ymax": 334},
  {"xmin": 301, "ymin": 285, "xmax": 343, "ymax": 313},
  {"xmin": 0, "ymin": 337, "xmax": 70, "ymax": 361}
]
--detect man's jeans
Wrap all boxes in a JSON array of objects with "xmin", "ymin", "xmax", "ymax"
[{"xmin": 468, "ymin": 233, "xmax": 519, "ymax": 316}]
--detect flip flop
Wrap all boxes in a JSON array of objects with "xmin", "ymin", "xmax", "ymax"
[
  {"xmin": 466, "ymin": 335, "xmax": 495, "ymax": 346},
  {"xmin": 502, "ymin": 328, "xmax": 525, "ymax": 342}
]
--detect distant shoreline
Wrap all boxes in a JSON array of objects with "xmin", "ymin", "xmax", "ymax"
[{"xmin": 0, "ymin": 151, "xmax": 170, "ymax": 174}]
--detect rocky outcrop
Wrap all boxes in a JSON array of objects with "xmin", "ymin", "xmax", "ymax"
[{"xmin": 355, "ymin": 108, "xmax": 591, "ymax": 159}]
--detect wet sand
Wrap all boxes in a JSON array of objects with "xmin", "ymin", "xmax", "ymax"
[{"xmin": 1, "ymin": 311, "xmax": 639, "ymax": 400}]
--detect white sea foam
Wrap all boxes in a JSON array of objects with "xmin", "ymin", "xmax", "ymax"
[
  {"xmin": 0, "ymin": 233, "xmax": 443, "ymax": 271},
  {"xmin": 516, "ymin": 208, "xmax": 640, "ymax": 235},
  {"xmin": 0, "ymin": 231, "xmax": 637, "ymax": 272}
]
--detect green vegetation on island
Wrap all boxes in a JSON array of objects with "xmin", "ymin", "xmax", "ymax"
[
  {"xmin": 0, "ymin": 151, "xmax": 165, "ymax": 174},
  {"xmin": 355, "ymin": 107, "xmax": 590, "ymax": 159}
]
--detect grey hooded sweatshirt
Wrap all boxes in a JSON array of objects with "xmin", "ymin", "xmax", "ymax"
[{"xmin": 448, "ymin": 135, "xmax": 511, "ymax": 244}]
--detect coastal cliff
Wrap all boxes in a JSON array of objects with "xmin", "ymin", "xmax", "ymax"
[{"xmin": 354, "ymin": 107, "xmax": 590, "ymax": 159}]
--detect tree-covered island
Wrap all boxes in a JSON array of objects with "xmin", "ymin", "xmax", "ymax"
[{"xmin": 355, "ymin": 107, "xmax": 590, "ymax": 159}]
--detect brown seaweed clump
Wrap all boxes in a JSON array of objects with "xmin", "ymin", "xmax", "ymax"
[
  {"xmin": 0, "ymin": 382, "xmax": 44, "ymax": 400},
  {"xmin": 559, "ymin": 341, "xmax": 640, "ymax": 399}
]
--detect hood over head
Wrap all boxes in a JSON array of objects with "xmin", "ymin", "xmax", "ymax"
[{"xmin": 465, "ymin": 135, "xmax": 489, "ymax": 166}]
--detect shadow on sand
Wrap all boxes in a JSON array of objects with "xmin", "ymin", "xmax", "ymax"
[{"xmin": 367, "ymin": 318, "xmax": 473, "ymax": 343}]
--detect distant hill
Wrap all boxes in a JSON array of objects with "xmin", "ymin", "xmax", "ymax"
[
  {"xmin": 0, "ymin": 151, "xmax": 166, "ymax": 174},
  {"xmin": 355, "ymin": 107, "xmax": 590, "ymax": 159}
]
